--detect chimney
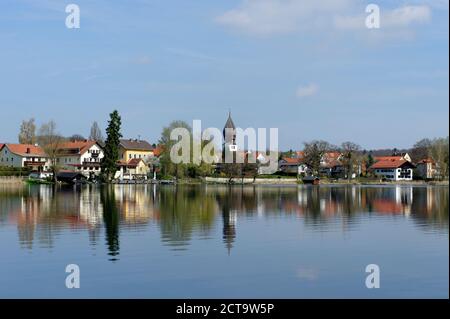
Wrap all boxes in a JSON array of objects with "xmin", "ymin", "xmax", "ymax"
[{"xmin": 26, "ymin": 147, "xmax": 30, "ymax": 154}]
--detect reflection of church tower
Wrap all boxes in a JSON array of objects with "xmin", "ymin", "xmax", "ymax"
[
  {"xmin": 222, "ymin": 206, "xmax": 237, "ymax": 255},
  {"xmin": 223, "ymin": 111, "xmax": 237, "ymax": 152}
]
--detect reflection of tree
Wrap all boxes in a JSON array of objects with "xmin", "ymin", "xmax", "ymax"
[
  {"xmin": 157, "ymin": 186, "xmax": 217, "ymax": 250},
  {"xmin": 100, "ymin": 186, "xmax": 120, "ymax": 260}
]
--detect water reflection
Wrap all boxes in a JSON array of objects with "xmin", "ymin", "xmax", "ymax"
[{"xmin": 0, "ymin": 184, "xmax": 448, "ymax": 259}]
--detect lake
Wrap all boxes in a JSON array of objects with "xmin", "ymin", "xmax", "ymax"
[{"xmin": 0, "ymin": 184, "xmax": 448, "ymax": 298}]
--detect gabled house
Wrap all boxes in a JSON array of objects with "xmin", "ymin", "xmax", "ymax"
[
  {"xmin": 56, "ymin": 140, "xmax": 104, "ymax": 176},
  {"xmin": 416, "ymin": 158, "xmax": 438, "ymax": 180},
  {"xmin": 279, "ymin": 157, "xmax": 305, "ymax": 175},
  {"xmin": 374, "ymin": 152, "xmax": 412, "ymax": 163},
  {"xmin": 119, "ymin": 139, "xmax": 154, "ymax": 162},
  {"xmin": 319, "ymin": 152, "xmax": 344, "ymax": 177},
  {"xmin": 370, "ymin": 158, "xmax": 415, "ymax": 181},
  {"xmin": 116, "ymin": 158, "xmax": 150, "ymax": 180},
  {"xmin": 0, "ymin": 144, "xmax": 50, "ymax": 171}
]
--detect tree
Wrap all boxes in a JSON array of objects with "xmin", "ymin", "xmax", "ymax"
[
  {"xmin": 366, "ymin": 153, "xmax": 375, "ymax": 176},
  {"xmin": 430, "ymin": 137, "xmax": 449, "ymax": 180},
  {"xmin": 340, "ymin": 141, "xmax": 361, "ymax": 180},
  {"xmin": 303, "ymin": 140, "xmax": 334, "ymax": 176},
  {"xmin": 158, "ymin": 120, "xmax": 192, "ymax": 179},
  {"xmin": 18, "ymin": 118, "xmax": 36, "ymax": 145},
  {"xmin": 411, "ymin": 138, "xmax": 432, "ymax": 162},
  {"xmin": 69, "ymin": 134, "xmax": 86, "ymax": 142},
  {"xmin": 101, "ymin": 110, "xmax": 122, "ymax": 181},
  {"xmin": 89, "ymin": 121, "xmax": 104, "ymax": 143},
  {"xmin": 37, "ymin": 121, "xmax": 63, "ymax": 183}
]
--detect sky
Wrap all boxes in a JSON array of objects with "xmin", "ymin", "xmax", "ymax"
[{"xmin": 0, "ymin": 0, "xmax": 448, "ymax": 150}]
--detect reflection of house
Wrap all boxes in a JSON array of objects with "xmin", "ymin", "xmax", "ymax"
[
  {"xmin": 57, "ymin": 140, "xmax": 104, "ymax": 176},
  {"xmin": 119, "ymin": 139, "xmax": 154, "ymax": 162},
  {"xmin": 370, "ymin": 158, "xmax": 415, "ymax": 181},
  {"xmin": 0, "ymin": 144, "xmax": 50, "ymax": 171},
  {"xmin": 416, "ymin": 158, "xmax": 438, "ymax": 180}
]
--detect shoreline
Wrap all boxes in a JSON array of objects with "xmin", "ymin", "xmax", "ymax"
[{"xmin": 1, "ymin": 176, "xmax": 447, "ymax": 187}]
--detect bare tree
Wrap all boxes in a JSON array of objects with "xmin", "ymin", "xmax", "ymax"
[
  {"xmin": 341, "ymin": 141, "xmax": 361, "ymax": 180},
  {"xmin": 89, "ymin": 121, "xmax": 104, "ymax": 143},
  {"xmin": 69, "ymin": 134, "xmax": 86, "ymax": 142},
  {"xmin": 38, "ymin": 121, "xmax": 63, "ymax": 183},
  {"xmin": 430, "ymin": 137, "xmax": 449, "ymax": 180},
  {"xmin": 303, "ymin": 140, "xmax": 334, "ymax": 176},
  {"xmin": 18, "ymin": 118, "xmax": 37, "ymax": 145}
]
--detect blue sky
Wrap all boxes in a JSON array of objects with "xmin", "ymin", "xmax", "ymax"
[{"xmin": 0, "ymin": 0, "xmax": 448, "ymax": 150}]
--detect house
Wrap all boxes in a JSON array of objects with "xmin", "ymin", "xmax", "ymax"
[
  {"xmin": 119, "ymin": 139, "xmax": 154, "ymax": 162},
  {"xmin": 374, "ymin": 152, "xmax": 412, "ymax": 163},
  {"xmin": 0, "ymin": 144, "xmax": 50, "ymax": 171},
  {"xmin": 56, "ymin": 171, "xmax": 88, "ymax": 185},
  {"xmin": 370, "ymin": 158, "xmax": 415, "ymax": 181},
  {"xmin": 319, "ymin": 152, "xmax": 344, "ymax": 177},
  {"xmin": 56, "ymin": 140, "xmax": 104, "ymax": 177},
  {"xmin": 416, "ymin": 158, "xmax": 438, "ymax": 180},
  {"xmin": 116, "ymin": 158, "xmax": 150, "ymax": 180},
  {"xmin": 279, "ymin": 157, "xmax": 309, "ymax": 175}
]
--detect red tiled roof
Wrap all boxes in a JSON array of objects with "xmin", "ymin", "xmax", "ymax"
[
  {"xmin": 324, "ymin": 152, "xmax": 341, "ymax": 160},
  {"xmin": 374, "ymin": 156, "xmax": 403, "ymax": 162},
  {"xmin": 57, "ymin": 140, "xmax": 98, "ymax": 155},
  {"xmin": 0, "ymin": 144, "xmax": 4, "ymax": 151},
  {"xmin": 153, "ymin": 145, "xmax": 164, "ymax": 157},
  {"xmin": 417, "ymin": 158, "xmax": 435, "ymax": 164},
  {"xmin": 370, "ymin": 158, "xmax": 414, "ymax": 169},
  {"xmin": 281, "ymin": 157, "xmax": 302, "ymax": 164},
  {"xmin": 4, "ymin": 144, "xmax": 47, "ymax": 157}
]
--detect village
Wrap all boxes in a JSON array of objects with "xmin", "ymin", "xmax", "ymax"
[{"xmin": 0, "ymin": 111, "xmax": 447, "ymax": 185}]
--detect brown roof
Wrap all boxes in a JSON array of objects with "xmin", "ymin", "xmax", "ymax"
[
  {"xmin": 0, "ymin": 144, "xmax": 4, "ymax": 150},
  {"xmin": 281, "ymin": 157, "xmax": 302, "ymax": 164},
  {"xmin": 321, "ymin": 159, "xmax": 342, "ymax": 168},
  {"xmin": 57, "ymin": 140, "xmax": 98, "ymax": 155},
  {"xmin": 417, "ymin": 158, "xmax": 435, "ymax": 164},
  {"xmin": 374, "ymin": 156, "xmax": 403, "ymax": 162},
  {"xmin": 370, "ymin": 159, "xmax": 415, "ymax": 169},
  {"xmin": 120, "ymin": 139, "xmax": 153, "ymax": 151},
  {"xmin": 4, "ymin": 144, "xmax": 47, "ymax": 157}
]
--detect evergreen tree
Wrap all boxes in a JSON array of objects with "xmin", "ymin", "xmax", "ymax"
[{"xmin": 101, "ymin": 110, "xmax": 122, "ymax": 181}]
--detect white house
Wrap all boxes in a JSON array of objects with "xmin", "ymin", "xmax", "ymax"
[
  {"xmin": 370, "ymin": 158, "xmax": 415, "ymax": 181},
  {"xmin": 56, "ymin": 140, "xmax": 104, "ymax": 177},
  {"xmin": 0, "ymin": 144, "xmax": 50, "ymax": 171}
]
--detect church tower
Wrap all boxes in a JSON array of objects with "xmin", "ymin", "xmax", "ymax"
[{"xmin": 223, "ymin": 111, "xmax": 236, "ymax": 152}]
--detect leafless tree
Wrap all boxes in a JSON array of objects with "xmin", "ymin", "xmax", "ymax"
[
  {"xmin": 38, "ymin": 121, "xmax": 63, "ymax": 183},
  {"xmin": 18, "ymin": 118, "xmax": 36, "ymax": 145}
]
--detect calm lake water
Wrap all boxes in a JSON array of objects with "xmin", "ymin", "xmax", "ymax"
[{"xmin": 0, "ymin": 184, "xmax": 448, "ymax": 298}]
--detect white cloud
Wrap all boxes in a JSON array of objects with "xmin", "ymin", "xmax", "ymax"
[
  {"xmin": 296, "ymin": 83, "xmax": 318, "ymax": 98},
  {"xmin": 216, "ymin": 0, "xmax": 351, "ymax": 36},
  {"xmin": 216, "ymin": 0, "xmax": 432, "ymax": 38}
]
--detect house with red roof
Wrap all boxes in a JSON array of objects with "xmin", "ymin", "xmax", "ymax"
[
  {"xmin": 0, "ymin": 143, "xmax": 50, "ymax": 171},
  {"xmin": 279, "ymin": 157, "xmax": 309, "ymax": 175},
  {"xmin": 56, "ymin": 140, "xmax": 104, "ymax": 176},
  {"xmin": 416, "ymin": 158, "xmax": 438, "ymax": 180},
  {"xmin": 369, "ymin": 158, "xmax": 415, "ymax": 181}
]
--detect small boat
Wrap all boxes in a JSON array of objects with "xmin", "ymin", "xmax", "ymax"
[{"xmin": 303, "ymin": 176, "xmax": 320, "ymax": 185}]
